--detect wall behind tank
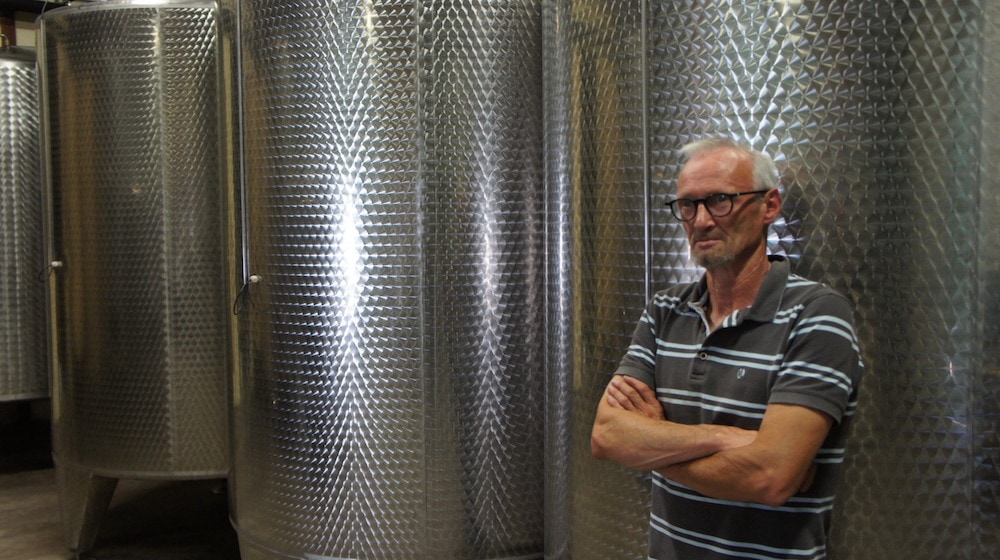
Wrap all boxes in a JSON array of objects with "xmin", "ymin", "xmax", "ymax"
[
  {"xmin": 14, "ymin": 12, "xmax": 36, "ymax": 46},
  {"xmin": 0, "ymin": 10, "xmax": 39, "ymax": 46},
  {"xmin": 545, "ymin": 0, "xmax": 1000, "ymax": 559}
]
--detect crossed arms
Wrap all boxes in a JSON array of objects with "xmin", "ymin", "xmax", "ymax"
[{"xmin": 590, "ymin": 374, "xmax": 833, "ymax": 507}]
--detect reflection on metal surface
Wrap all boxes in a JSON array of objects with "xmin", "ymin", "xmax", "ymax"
[
  {"xmin": 0, "ymin": 45, "xmax": 46, "ymax": 402},
  {"xmin": 545, "ymin": 1, "xmax": 1000, "ymax": 559},
  {"xmin": 38, "ymin": 0, "xmax": 228, "ymax": 552},
  {"xmin": 227, "ymin": 1, "xmax": 544, "ymax": 558},
  {"xmin": 543, "ymin": 1, "xmax": 649, "ymax": 559}
]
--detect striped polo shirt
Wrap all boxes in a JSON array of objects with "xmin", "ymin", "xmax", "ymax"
[{"xmin": 615, "ymin": 256, "xmax": 864, "ymax": 560}]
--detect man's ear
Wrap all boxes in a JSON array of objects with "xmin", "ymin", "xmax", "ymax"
[{"xmin": 762, "ymin": 188, "xmax": 783, "ymax": 224}]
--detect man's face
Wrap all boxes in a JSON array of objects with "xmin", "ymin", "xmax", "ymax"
[{"xmin": 676, "ymin": 149, "xmax": 770, "ymax": 270}]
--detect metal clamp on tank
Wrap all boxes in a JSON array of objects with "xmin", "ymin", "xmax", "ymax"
[{"xmin": 232, "ymin": 274, "xmax": 260, "ymax": 315}]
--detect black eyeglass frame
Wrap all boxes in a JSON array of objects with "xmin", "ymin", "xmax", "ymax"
[{"xmin": 664, "ymin": 189, "xmax": 771, "ymax": 221}]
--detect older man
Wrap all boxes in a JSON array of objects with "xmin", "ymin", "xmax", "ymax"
[{"xmin": 591, "ymin": 138, "xmax": 864, "ymax": 559}]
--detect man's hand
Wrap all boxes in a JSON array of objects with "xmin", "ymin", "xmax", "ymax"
[{"xmin": 606, "ymin": 374, "xmax": 665, "ymax": 420}]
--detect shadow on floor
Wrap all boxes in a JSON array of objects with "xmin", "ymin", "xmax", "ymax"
[
  {"xmin": 0, "ymin": 401, "xmax": 240, "ymax": 560},
  {"xmin": 0, "ymin": 400, "xmax": 54, "ymax": 475},
  {"xmin": 75, "ymin": 478, "xmax": 240, "ymax": 560}
]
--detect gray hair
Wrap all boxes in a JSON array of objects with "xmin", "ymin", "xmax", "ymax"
[{"xmin": 680, "ymin": 138, "xmax": 779, "ymax": 191}]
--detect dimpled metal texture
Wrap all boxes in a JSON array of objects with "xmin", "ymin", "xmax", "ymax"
[
  {"xmin": 547, "ymin": 0, "xmax": 1000, "ymax": 559},
  {"xmin": 229, "ymin": 1, "xmax": 544, "ymax": 558},
  {"xmin": 646, "ymin": 2, "xmax": 998, "ymax": 558},
  {"xmin": 0, "ymin": 46, "xmax": 46, "ymax": 401},
  {"xmin": 40, "ymin": 1, "xmax": 228, "ymax": 476},
  {"xmin": 542, "ymin": 1, "xmax": 649, "ymax": 559}
]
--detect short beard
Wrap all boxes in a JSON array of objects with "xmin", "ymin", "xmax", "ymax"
[{"xmin": 692, "ymin": 250, "xmax": 736, "ymax": 269}]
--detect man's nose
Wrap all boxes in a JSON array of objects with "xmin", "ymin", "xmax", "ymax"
[{"xmin": 690, "ymin": 202, "xmax": 716, "ymax": 227}]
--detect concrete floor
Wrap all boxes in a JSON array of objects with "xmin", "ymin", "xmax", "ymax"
[{"xmin": 0, "ymin": 401, "xmax": 240, "ymax": 560}]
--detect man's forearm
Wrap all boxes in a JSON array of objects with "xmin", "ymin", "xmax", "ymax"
[
  {"xmin": 656, "ymin": 448, "xmax": 787, "ymax": 505},
  {"xmin": 656, "ymin": 404, "xmax": 833, "ymax": 506},
  {"xmin": 657, "ymin": 451, "xmax": 818, "ymax": 507},
  {"xmin": 591, "ymin": 401, "xmax": 754, "ymax": 471}
]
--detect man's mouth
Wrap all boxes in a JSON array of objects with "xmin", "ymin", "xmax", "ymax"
[{"xmin": 692, "ymin": 236, "xmax": 722, "ymax": 248}]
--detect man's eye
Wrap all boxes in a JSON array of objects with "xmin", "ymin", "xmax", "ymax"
[
  {"xmin": 677, "ymin": 200, "xmax": 696, "ymax": 209},
  {"xmin": 708, "ymin": 194, "xmax": 731, "ymax": 205}
]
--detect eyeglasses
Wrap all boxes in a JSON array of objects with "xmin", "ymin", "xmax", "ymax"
[{"xmin": 664, "ymin": 189, "xmax": 770, "ymax": 221}]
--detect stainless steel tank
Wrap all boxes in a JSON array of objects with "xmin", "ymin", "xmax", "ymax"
[
  {"xmin": 543, "ymin": 2, "xmax": 649, "ymax": 557},
  {"xmin": 0, "ymin": 40, "xmax": 47, "ymax": 402},
  {"xmin": 223, "ymin": 1, "xmax": 544, "ymax": 558},
  {"xmin": 544, "ymin": 0, "xmax": 1000, "ymax": 559},
  {"xmin": 37, "ymin": 1, "xmax": 228, "ymax": 554}
]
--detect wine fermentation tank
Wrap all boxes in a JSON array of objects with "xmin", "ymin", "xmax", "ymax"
[
  {"xmin": 220, "ymin": 1, "xmax": 546, "ymax": 558},
  {"xmin": 0, "ymin": 40, "xmax": 46, "ymax": 402},
  {"xmin": 37, "ymin": 1, "xmax": 229, "ymax": 553}
]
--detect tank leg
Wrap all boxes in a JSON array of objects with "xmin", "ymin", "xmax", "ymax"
[{"xmin": 56, "ymin": 462, "xmax": 118, "ymax": 554}]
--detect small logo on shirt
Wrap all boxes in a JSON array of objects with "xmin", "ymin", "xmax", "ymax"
[{"xmin": 736, "ymin": 368, "xmax": 746, "ymax": 380}]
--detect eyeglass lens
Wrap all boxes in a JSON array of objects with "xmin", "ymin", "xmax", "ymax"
[{"xmin": 672, "ymin": 194, "xmax": 733, "ymax": 220}]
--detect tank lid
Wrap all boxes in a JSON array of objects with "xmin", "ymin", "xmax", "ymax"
[
  {"xmin": 0, "ymin": 35, "xmax": 36, "ymax": 63},
  {"xmin": 40, "ymin": 0, "xmax": 215, "ymax": 16}
]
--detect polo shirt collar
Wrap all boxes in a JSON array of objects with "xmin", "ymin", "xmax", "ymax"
[
  {"xmin": 687, "ymin": 255, "xmax": 789, "ymax": 323},
  {"xmin": 744, "ymin": 255, "xmax": 788, "ymax": 322}
]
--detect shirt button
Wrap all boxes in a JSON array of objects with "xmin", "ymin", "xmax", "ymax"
[{"xmin": 698, "ymin": 351, "xmax": 708, "ymax": 360}]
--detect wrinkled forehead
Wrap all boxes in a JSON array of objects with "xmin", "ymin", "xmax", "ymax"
[{"xmin": 677, "ymin": 148, "xmax": 754, "ymax": 194}]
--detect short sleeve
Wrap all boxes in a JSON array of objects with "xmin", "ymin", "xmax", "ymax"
[{"xmin": 769, "ymin": 292, "xmax": 864, "ymax": 423}]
